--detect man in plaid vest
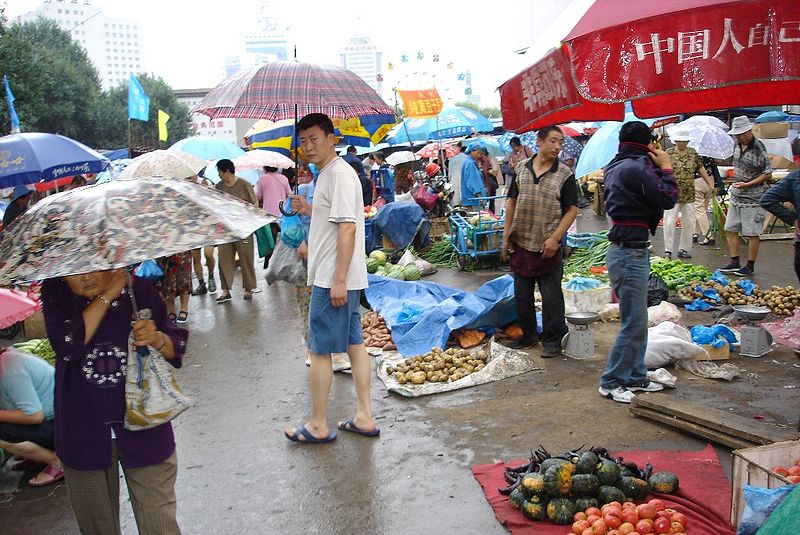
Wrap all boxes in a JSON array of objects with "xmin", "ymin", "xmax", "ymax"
[{"xmin": 501, "ymin": 126, "xmax": 579, "ymax": 357}]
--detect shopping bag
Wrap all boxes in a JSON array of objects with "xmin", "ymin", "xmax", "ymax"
[
  {"xmin": 124, "ymin": 308, "xmax": 192, "ymax": 431},
  {"xmin": 255, "ymin": 224, "xmax": 275, "ymax": 259},
  {"xmin": 265, "ymin": 238, "xmax": 307, "ymax": 286},
  {"xmin": 279, "ymin": 198, "xmax": 307, "ymax": 249},
  {"xmin": 134, "ymin": 259, "xmax": 164, "ymax": 281}
]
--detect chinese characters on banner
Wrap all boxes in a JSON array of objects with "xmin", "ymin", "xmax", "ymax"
[{"xmin": 397, "ymin": 88, "xmax": 444, "ymax": 119}]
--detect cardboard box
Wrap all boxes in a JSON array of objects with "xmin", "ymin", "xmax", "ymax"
[
  {"xmin": 697, "ymin": 343, "xmax": 730, "ymax": 361},
  {"xmin": 730, "ymin": 440, "xmax": 800, "ymax": 527},
  {"xmin": 753, "ymin": 122, "xmax": 789, "ymax": 139},
  {"xmin": 769, "ymin": 154, "xmax": 799, "ymax": 170},
  {"xmin": 23, "ymin": 310, "xmax": 47, "ymax": 339}
]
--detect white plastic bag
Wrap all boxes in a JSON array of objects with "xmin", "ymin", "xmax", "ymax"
[
  {"xmin": 647, "ymin": 368, "xmax": 677, "ymax": 388},
  {"xmin": 644, "ymin": 321, "xmax": 707, "ymax": 368},
  {"xmin": 647, "ymin": 300, "xmax": 683, "ymax": 327}
]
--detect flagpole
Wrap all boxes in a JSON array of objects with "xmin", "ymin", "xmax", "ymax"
[{"xmin": 127, "ymin": 120, "xmax": 131, "ymax": 158}]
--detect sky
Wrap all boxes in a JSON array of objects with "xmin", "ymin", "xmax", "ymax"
[{"xmin": 3, "ymin": 0, "xmax": 594, "ymax": 108}]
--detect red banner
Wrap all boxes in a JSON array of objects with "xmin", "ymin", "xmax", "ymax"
[{"xmin": 397, "ymin": 88, "xmax": 444, "ymax": 118}]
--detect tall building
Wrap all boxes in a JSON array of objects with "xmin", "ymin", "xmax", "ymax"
[
  {"xmin": 175, "ymin": 88, "xmax": 256, "ymax": 146},
  {"xmin": 224, "ymin": 0, "xmax": 292, "ymax": 77},
  {"xmin": 339, "ymin": 35, "xmax": 383, "ymax": 98},
  {"xmin": 15, "ymin": 0, "xmax": 144, "ymax": 90}
]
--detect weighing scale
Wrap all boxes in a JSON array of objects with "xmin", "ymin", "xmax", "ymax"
[
  {"xmin": 733, "ymin": 305, "xmax": 774, "ymax": 358},
  {"xmin": 562, "ymin": 311, "xmax": 601, "ymax": 359}
]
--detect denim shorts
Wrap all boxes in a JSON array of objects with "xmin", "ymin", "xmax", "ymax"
[{"xmin": 307, "ymin": 286, "xmax": 363, "ymax": 354}]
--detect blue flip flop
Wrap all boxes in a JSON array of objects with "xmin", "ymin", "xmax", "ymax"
[
  {"xmin": 337, "ymin": 419, "xmax": 380, "ymax": 437},
  {"xmin": 284, "ymin": 425, "xmax": 336, "ymax": 444}
]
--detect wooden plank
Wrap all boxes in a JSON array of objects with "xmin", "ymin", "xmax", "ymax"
[
  {"xmin": 630, "ymin": 407, "xmax": 754, "ymax": 450},
  {"xmin": 631, "ymin": 394, "xmax": 799, "ymax": 445},
  {"xmin": 758, "ymin": 232, "xmax": 795, "ymax": 241}
]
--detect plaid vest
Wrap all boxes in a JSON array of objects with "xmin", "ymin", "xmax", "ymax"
[{"xmin": 509, "ymin": 158, "xmax": 571, "ymax": 252}]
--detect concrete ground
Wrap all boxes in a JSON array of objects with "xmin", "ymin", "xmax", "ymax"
[{"xmin": 1, "ymin": 208, "xmax": 798, "ymax": 535}]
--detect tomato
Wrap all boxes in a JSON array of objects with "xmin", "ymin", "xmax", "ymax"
[
  {"xmin": 586, "ymin": 507, "xmax": 603, "ymax": 518},
  {"xmin": 671, "ymin": 521, "xmax": 685, "ymax": 532},
  {"xmin": 618, "ymin": 523, "xmax": 636, "ymax": 535},
  {"xmin": 591, "ymin": 519, "xmax": 608, "ymax": 534},
  {"xmin": 670, "ymin": 512, "xmax": 688, "ymax": 527},
  {"xmin": 653, "ymin": 516, "xmax": 671, "ymax": 533},
  {"xmin": 788, "ymin": 465, "xmax": 800, "ymax": 476},
  {"xmin": 772, "ymin": 466, "xmax": 790, "ymax": 476},
  {"xmin": 620, "ymin": 507, "xmax": 639, "ymax": 525},
  {"xmin": 587, "ymin": 514, "xmax": 602, "ymax": 525},
  {"xmin": 655, "ymin": 510, "xmax": 671, "ymax": 521},
  {"xmin": 581, "ymin": 529, "xmax": 594, "ymax": 535},
  {"xmin": 636, "ymin": 503, "xmax": 657, "ymax": 520},
  {"xmin": 623, "ymin": 502, "xmax": 637, "ymax": 509},
  {"xmin": 648, "ymin": 498, "xmax": 666, "ymax": 512},
  {"xmin": 575, "ymin": 512, "xmax": 589, "ymax": 522},
  {"xmin": 573, "ymin": 520, "xmax": 591, "ymax": 534},
  {"xmin": 604, "ymin": 513, "xmax": 623, "ymax": 529},
  {"xmin": 635, "ymin": 519, "xmax": 653, "ymax": 535},
  {"xmin": 787, "ymin": 475, "xmax": 800, "ymax": 483}
]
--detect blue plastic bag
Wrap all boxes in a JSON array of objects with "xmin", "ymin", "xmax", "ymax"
[
  {"xmin": 690, "ymin": 324, "xmax": 739, "ymax": 348},
  {"xmin": 737, "ymin": 279, "xmax": 757, "ymax": 295},
  {"xmin": 685, "ymin": 298, "xmax": 712, "ymax": 311},
  {"xmin": 737, "ymin": 484, "xmax": 797, "ymax": 535},
  {"xmin": 279, "ymin": 198, "xmax": 307, "ymax": 249},
  {"xmin": 700, "ymin": 287, "xmax": 721, "ymax": 302},
  {"xmin": 564, "ymin": 277, "xmax": 602, "ymax": 291},
  {"xmin": 135, "ymin": 259, "xmax": 164, "ymax": 281},
  {"xmin": 710, "ymin": 270, "xmax": 729, "ymax": 286}
]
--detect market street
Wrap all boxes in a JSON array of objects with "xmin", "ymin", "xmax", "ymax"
[{"xmin": 2, "ymin": 207, "xmax": 798, "ymax": 535}]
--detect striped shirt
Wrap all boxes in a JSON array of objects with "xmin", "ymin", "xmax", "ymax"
[{"xmin": 730, "ymin": 138, "xmax": 771, "ymax": 207}]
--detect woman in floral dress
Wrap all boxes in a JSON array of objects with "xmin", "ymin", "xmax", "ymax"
[{"xmin": 157, "ymin": 252, "xmax": 193, "ymax": 323}]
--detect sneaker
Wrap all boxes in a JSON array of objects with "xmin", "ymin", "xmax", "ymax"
[
  {"xmin": 664, "ymin": 251, "xmax": 672, "ymax": 259},
  {"xmin": 332, "ymin": 354, "xmax": 352, "ymax": 372},
  {"xmin": 598, "ymin": 386, "xmax": 636, "ymax": 403},
  {"xmin": 506, "ymin": 339, "xmax": 539, "ymax": 350},
  {"xmin": 677, "ymin": 250, "xmax": 692, "ymax": 259},
  {"xmin": 215, "ymin": 293, "xmax": 232, "ymax": 304},
  {"xmin": 734, "ymin": 265, "xmax": 754, "ymax": 277},
  {"xmin": 207, "ymin": 277, "xmax": 217, "ymax": 293},
  {"xmin": 627, "ymin": 381, "xmax": 664, "ymax": 393},
  {"xmin": 191, "ymin": 282, "xmax": 207, "ymax": 296},
  {"xmin": 719, "ymin": 262, "xmax": 741, "ymax": 273},
  {"xmin": 541, "ymin": 345, "xmax": 561, "ymax": 358}
]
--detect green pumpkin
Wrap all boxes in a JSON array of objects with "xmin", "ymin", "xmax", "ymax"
[
  {"xmin": 574, "ymin": 495, "xmax": 600, "ymax": 512},
  {"xmin": 596, "ymin": 459, "xmax": 621, "ymax": 486},
  {"xmin": 520, "ymin": 473, "xmax": 546, "ymax": 498},
  {"xmin": 571, "ymin": 473, "xmax": 600, "ymax": 495},
  {"xmin": 508, "ymin": 486, "xmax": 526, "ymax": 509},
  {"xmin": 540, "ymin": 457, "xmax": 570, "ymax": 474},
  {"xmin": 617, "ymin": 476, "xmax": 650, "ymax": 500},
  {"xmin": 648, "ymin": 471, "xmax": 680, "ymax": 494},
  {"xmin": 521, "ymin": 497, "xmax": 548, "ymax": 520},
  {"xmin": 544, "ymin": 463, "xmax": 574, "ymax": 497},
  {"xmin": 574, "ymin": 451, "xmax": 600, "ymax": 475},
  {"xmin": 597, "ymin": 485, "xmax": 626, "ymax": 505},
  {"xmin": 546, "ymin": 497, "xmax": 577, "ymax": 525}
]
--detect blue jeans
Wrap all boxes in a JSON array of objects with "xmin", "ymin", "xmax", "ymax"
[{"xmin": 600, "ymin": 244, "xmax": 650, "ymax": 389}]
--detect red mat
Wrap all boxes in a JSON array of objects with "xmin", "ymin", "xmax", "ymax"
[{"xmin": 472, "ymin": 445, "xmax": 736, "ymax": 535}]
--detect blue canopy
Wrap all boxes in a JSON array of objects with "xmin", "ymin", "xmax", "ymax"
[
  {"xmin": 102, "ymin": 148, "xmax": 130, "ymax": 161},
  {"xmin": 756, "ymin": 111, "xmax": 800, "ymax": 123},
  {"xmin": 386, "ymin": 106, "xmax": 494, "ymax": 145}
]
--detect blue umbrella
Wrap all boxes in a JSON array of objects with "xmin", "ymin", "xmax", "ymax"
[
  {"xmin": 756, "ymin": 111, "xmax": 800, "ymax": 123},
  {"xmin": 574, "ymin": 113, "xmax": 657, "ymax": 179},
  {"xmin": 0, "ymin": 133, "xmax": 109, "ymax": 188},
  {"xmin": 498, "ymin": 130, "xmax": 583, "ymax": 160},
  {"xmin": 385, "ymin": 106, "xmax": 494, "ymax": 145},
  {"xmin": 199, "ymin": 159, "xmax": 260, "ymax": 185},
  {"xmin": 169, "ymin": 136, "xmax": 245, "ymax": 160}
]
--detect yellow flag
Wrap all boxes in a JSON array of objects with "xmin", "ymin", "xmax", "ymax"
[{"xmin": 158, "ymin": 109, "xmax": 170, "ymax": 142}]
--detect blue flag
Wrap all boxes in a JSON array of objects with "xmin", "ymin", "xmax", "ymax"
[
  {"xmin": 4, "ymin": 75, "xmax": 20, "ymax": 133},
  {"xmin": 128, "ymin": 74, "xmax": 150, "ymax": 122}
]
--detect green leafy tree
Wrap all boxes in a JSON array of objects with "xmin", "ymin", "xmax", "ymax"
[
  {"xmin": 455, "ymin": 100, "xmax": 501, "ymax": 119},
  {"xmin": 0, "ymin": 19, "xmax": 102, "ymax": 142},
  {"xmin": 94, "ymin": 73, "xmax": 192, "ymax": 149}
]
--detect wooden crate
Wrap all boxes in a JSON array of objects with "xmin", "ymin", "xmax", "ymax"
[{"xmin": 429, "ymin": 217, "xmax": 450, "ymax": 239}]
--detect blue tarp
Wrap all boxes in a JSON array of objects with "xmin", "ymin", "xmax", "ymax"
[
  {"xmin": 365, "ymin": 274, "xmax": 517, "ymax": 355},
  {"xmin": 373, "ymin": 202, "xmax": 426, "ymax": 249}
]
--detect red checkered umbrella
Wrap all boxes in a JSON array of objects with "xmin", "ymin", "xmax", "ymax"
[
  {"xmin": 192, "ymin": 61, "xmax": 394, "ymax": 121},
  {"xmin": 415, "ymin": 142, "xmax": 460, "ymax": 159}
]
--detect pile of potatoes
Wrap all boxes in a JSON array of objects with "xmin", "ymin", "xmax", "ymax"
[
  {"xmin": 677, "ymin": 282, "xmax": 800, "ymax": 316},
  {"xmin": 387, "ymin": 347, "xmax": 489, "ymax": 385}
]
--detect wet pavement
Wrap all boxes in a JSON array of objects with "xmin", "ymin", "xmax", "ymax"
[{"xmin": 1, "ymin": 208, "xmax": 799, "ymax": 534}]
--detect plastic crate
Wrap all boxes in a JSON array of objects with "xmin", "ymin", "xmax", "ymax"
[{"xmin": 730, "ymin": 439, "xmax": 799, "ymax": 527}]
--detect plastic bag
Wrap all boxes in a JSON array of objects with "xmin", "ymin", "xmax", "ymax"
[
  {"xmin": 564, "ymin": 277, "xmax": 603, "ymax": 291},
  {"xmin": 685, "ymin": 298, "xmax": 713, "ymax": 311},
  {"xmin": 279, "ymin": 198, "xmax": 307, "ymax": 249},
  {"xmin": 135, "ymin": 259, "xmax": 164, "ymax": 281},
  {"xmin": 644, "ymin": 321, "xmax": 707, "ymax": 368},
  {"xmin": 737, "ymin": 484, "xmax": 797, "ymax": 535},
  {"xmin": 396, "ymin": 303, "xmax": 422, "ymax": 324},
  {"xmin": 412, "ymin": 183, "xmax": 439, "ymax": 211},
  {"xmin": 647, "ymin": 368, "xmax": 677, "ymax": 388},
  {"xmin": 265, "ymin": 238, "xmax": 307, "ymax": 286},
  {"xmin": 690, "ymin": 324, "xmax": 739, "ymax": 348},
  {"xmin": 754, "ymin": 484, "xmax": 800, "ymax": 534},
  {"xmin": 700, "ymin": 286, "xmax": 721, "ymax": 302},
  {"xmin": 737, "ymin": 279, "xmax": 757, "ymax": 295},
  {"xmin": 647, "ymin": 273, "xmax": 669, "ymax": 307},
  {"xmin": 710, "ymin": 270, "xmax": 729, "ymax": 285},
  {"xmin": 647, "ymin": 300, "xmax": 682, "ymax": 327}
]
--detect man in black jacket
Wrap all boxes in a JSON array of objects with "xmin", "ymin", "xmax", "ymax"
[{"xmin": 599, "ymin": 121, "xmax": 679, "ymax": 403}]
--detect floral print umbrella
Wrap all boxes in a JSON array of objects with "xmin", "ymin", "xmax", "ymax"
[
  {"xmin": 117, "ymin": 150, "xmax": 206, "ymax": 180},
  {"xmin": 0, "ymin": 176, "xmax": 275, "ymax": 284}
]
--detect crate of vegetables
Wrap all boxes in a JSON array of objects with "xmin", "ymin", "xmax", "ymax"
[{"xmin": 730, "ymin": 439, "xmax": 800, "ymax": 527}]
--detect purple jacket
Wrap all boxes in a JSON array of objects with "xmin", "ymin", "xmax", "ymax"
[{"xmin": 41, "ymin": 276, "xmax": 188, "ymax": 471}]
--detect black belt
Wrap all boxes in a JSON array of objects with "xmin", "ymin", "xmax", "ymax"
[{"xmin": 612, "ymin": 241, "xmax": 651, "ymax": 249}]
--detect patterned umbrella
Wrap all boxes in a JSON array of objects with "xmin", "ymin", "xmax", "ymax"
[
  {"xmin": 0, "ymin": 132, "xmax": 109, "ymax": 188},
  {"xmin": 666, "ymin": 122, "xmax": 734, "ymax": 159},
  {"xmin": 192, "ymin": 61, "xmax": 394, "ymax": 121},
  {"xmin": 233, "ymin": 150, "xmax": 295, "ymax": 170},
  {"xmin": 117, "ymin": 150, "xmax": 206, "ymax": 180},
  {"xmin": 416, "ymin": 142, "xmax": 459, "ymax": 159},
  {"xmin": 0, "ymin": 176, "xmax": 274, "ymax": 284}
]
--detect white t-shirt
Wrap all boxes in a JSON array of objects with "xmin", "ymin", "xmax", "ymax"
[{"xmin": 307, "ymin": 157, "xmax": 368, "ymax": 290}]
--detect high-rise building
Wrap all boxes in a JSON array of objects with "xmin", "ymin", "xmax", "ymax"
[
  {"xmin": 15, "ymin": 0, "xmax": 144, "ymax": 91},
  {"xmin": 339, "ymin": 35, "xmax": 382, "ymax": 98},
  {"xmin": 224, "ymin": 0, "xmax": 292, "ymax": 77}
]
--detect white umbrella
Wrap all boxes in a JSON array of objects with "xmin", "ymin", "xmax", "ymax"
[
  {"xmin": 683, "ymin": 115, "xmax": 728, "ymax": 131},
  {"xmin": 232, "ymin": 150, "xmax": 295, "ymax": 170},
  {"xmin": 117, "ymin": 150, "xmax": 206, "ymax": 180},
  {"xmin": 667, "ymin": 122, "xmax": 735, "ymax": 159},
  {"xmin": 385, "ymin": 151, "xmax": 417, "ymax": 166}
]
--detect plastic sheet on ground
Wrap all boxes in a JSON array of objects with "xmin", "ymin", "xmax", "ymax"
[
  {"xmin": 376, "ymin": 338, "xmax": 541, "ymax": 397},
  {"xmin": 763, "ymin": 308, "xmax": 800, "ymax": 350},
  {"xmin": 364, "ymin": 274, "xmax": 516, "ymax": 356}
]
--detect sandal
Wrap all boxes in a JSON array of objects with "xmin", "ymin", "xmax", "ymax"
[
  {"xmin": 176, "ymin": 310, "xmax": 189, "ymax": 323},
  {"xmin": 28, "ymin": 465, "xmax": 64, "ymax": 487},
  {"xmin": 699, "ymin": 236, "xmax": 716, "ymax": 246}
]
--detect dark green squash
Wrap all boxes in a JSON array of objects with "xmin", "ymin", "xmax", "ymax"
[
  {"xmin": 574, "ymin": 495, "xmax": 600, "ymax": 512},
  {"xmin": 597, "ymin": 484, "xmax": 626, "ymax": 505},
  {"xmin": 617, "ymin": 476, "xmax": 650, "ymax": 500},
  {"xmin": 520, "ymin": 472, "xmax": 546, "ymax": 498},
  {"xmin": 508, "ymin": 486, "xmax": 526, "ymax": 509},
  {"xmin": 521, "ymin": 497, "xmax": 548, "ymax": 520},
  {"xmin": 540, "ymin": 457, "xmax": 570, "ymax": 474},
  {"xmin": 546, "ymin": 497, "xmax": 577, "ymax": 525},
  {"xmin": 571, "ymin": 473, "xmax": 600, "ymax": 495},
  {"xmin": 544, "ymin": 463, "xmax": 574, "ymax": 496},
  {"xmin": 595, "ymin": 459, "xmax": 621, "ymax": 486},
  {"xmin": 648, "ymin": 471, "xmax": 680, "ymax": 494},
  {"xmin": 574, "ymin": 451, "xmax": 600, "ymax": 475}
]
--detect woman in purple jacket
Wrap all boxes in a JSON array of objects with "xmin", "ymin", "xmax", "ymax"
[{"xmin": 41, "ymin": 268, "xmax": 188, "ymax": 535}]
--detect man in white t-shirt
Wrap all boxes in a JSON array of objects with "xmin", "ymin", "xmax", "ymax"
[{"xmin": 284, "ymin": 113, "xmax": 379, "ymax": 444}]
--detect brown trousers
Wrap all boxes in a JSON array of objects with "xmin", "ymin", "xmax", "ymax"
[
  {"xmin": 218, "ymin": 235, "xmax": 257, "ymax": 292},
  {"xmin": 62, "ymin": 443, "xmax": 180, "ymax": 535}
]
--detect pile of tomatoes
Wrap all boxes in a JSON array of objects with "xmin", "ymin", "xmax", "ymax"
[
  {"xmin": 770, "ymin": 458, "xmax": 800, "ymax": 484},
  {"xmin": 566, "ymin": 499, "xmax": 688, "ymax": 535}
]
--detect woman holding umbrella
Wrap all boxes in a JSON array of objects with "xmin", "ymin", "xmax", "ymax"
[{"xmin": 41, "ymin": 269, "xmax": 187, "ymax": 535}]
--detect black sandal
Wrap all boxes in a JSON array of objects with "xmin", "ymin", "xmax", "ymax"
[
  {"xmin": 698, "ymin": 236, "xmax": 716, "ymax": 246},
  {"xmin": 176, "ymin": 310, "xmax": 189, "ymax": 323}
]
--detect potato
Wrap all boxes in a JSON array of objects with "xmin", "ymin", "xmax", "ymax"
[
  {"xmin": 396, "ymin": 374, "xmax": 407, "ymax": 384},
  {"xmin": 475, "ymin": 362, "xmax": 485, "ymax": 371},
  {"xmin": 405, "ymin": 370, "xmax": 414, "ymax": 381},
  {"xmin": 426, "ymin": 371, "xmax": 434, "ymax": 380},
  {"xmin": 477, "ymin": 349, "xmax": 488, "ymax": 359},
  {"xmin": 410, "ymin": 371, "xmax": 427, "ymax": 384}
]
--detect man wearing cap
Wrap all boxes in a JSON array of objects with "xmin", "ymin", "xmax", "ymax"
[
  {"xmin": 2, "ymin": 185, "xmax": 34, "ymax": 231},
  {"xmin": 460, "ymin": 142, "xmax": 488, "ymax": 208},
  {"xmin": 719, "ymin": 116, "xmax": 772, "ymax": 276},
  {"xmin": 500, "ymin": 126, "xmax": 579, "ymax": 357}
]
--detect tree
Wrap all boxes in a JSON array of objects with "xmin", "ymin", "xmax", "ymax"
[
  {"xmin": 0, "ymin": 19, "xmax": 102, "ymax": 142},
  {"xmin": 93, "ymin": 74, "xmax": 192, "ymax": 149},
  {"xmin": 455, "ymin": 100, "xmax": 501, "ymax": 119}
]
